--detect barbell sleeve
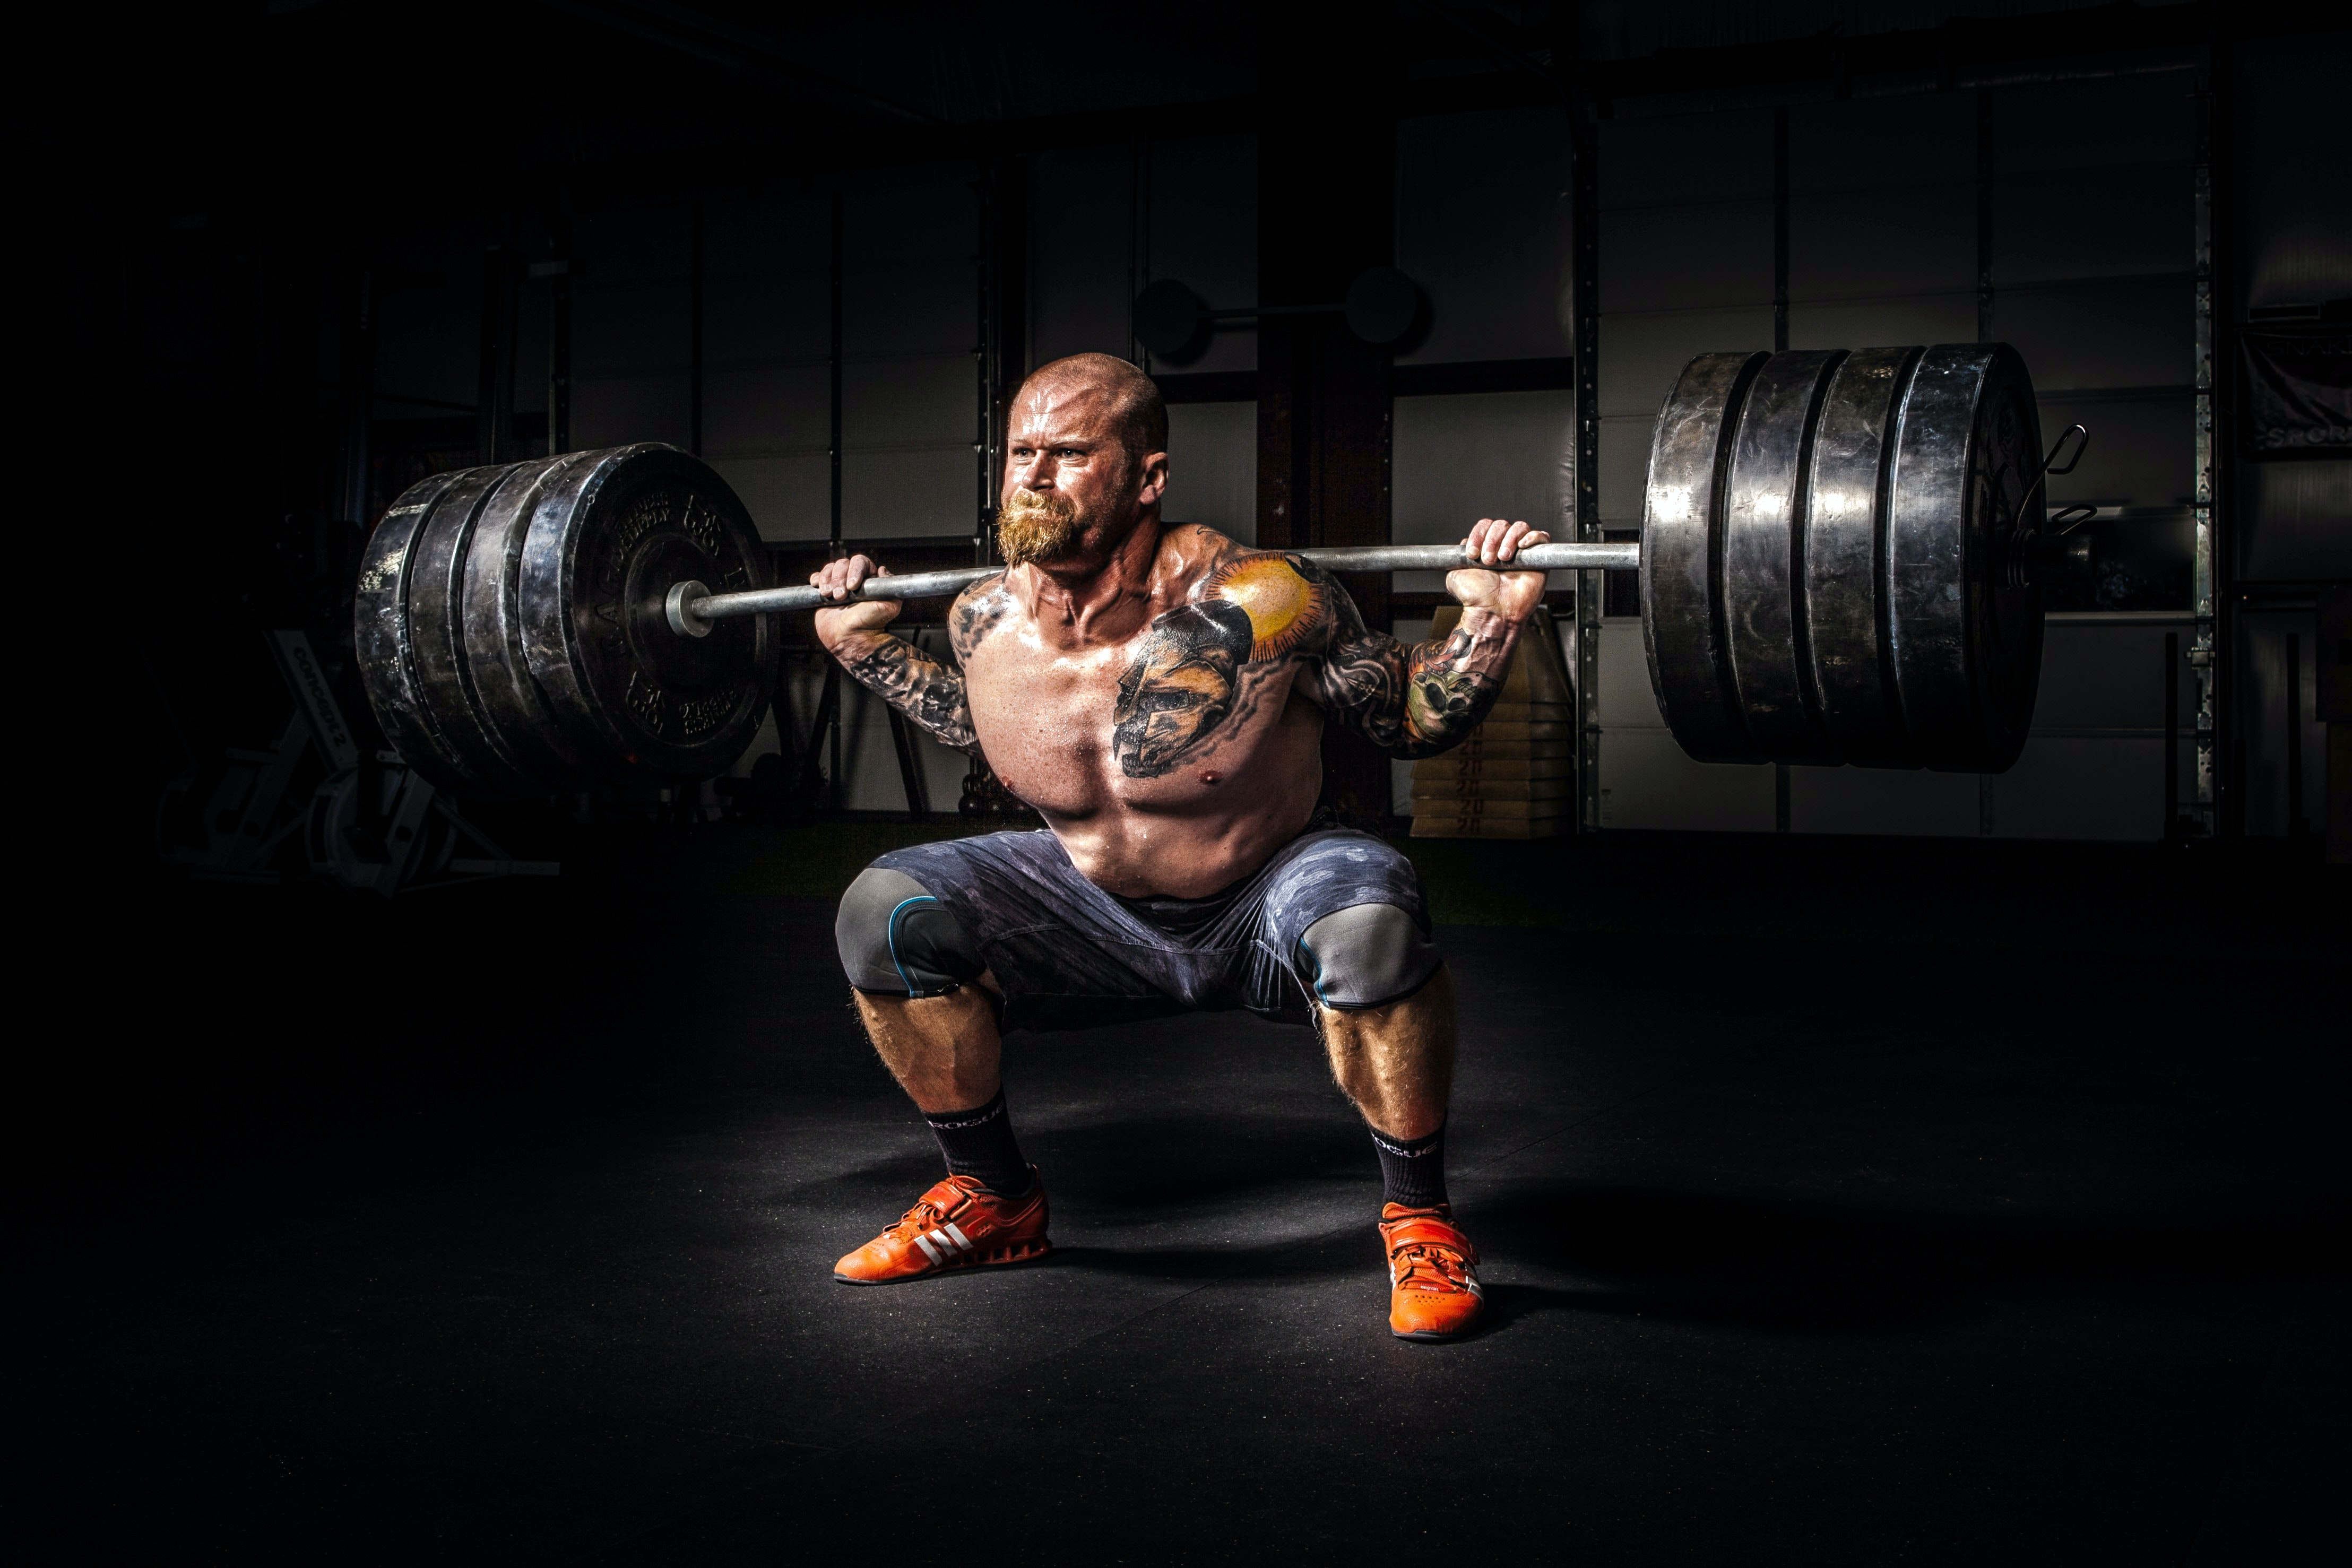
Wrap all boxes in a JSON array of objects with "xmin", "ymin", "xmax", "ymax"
[{"xmin": 669, "ymin": 540, "xmax": 1640, "ymax": 636}]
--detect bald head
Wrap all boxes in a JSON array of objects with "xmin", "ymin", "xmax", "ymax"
[
  {"xmin": 1016, "ymin": 353, "xmax": 1167, "ymax": 461},
  {"xmin": 998, "ymin": 352, "xmax": 1172, "ymax": 570}
]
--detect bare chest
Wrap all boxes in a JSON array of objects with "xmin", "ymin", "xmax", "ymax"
[{"xmin": 962, "ymin": 621, "xmax": 1310, "ymax": 816}]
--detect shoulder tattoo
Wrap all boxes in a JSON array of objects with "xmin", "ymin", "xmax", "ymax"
[
  {"xmin": 1111, "ymin": 552, "xmax": 1331, "ymax": 778},
  {"xmin": 949, "ymin": 573, "xmax": 1014, "ymax": 663}
]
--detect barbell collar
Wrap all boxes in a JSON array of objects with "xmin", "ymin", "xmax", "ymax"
[{"xmin": 672, "ymin": 540, "xmax": 1641, "ymax": 634}]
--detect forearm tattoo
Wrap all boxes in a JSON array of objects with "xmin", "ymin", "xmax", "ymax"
[
  {"xmin": 1308, "ymin": 563, "xmax": 1521, "ymax": 759},
  {"xmin": 827, "ymin": 576, "xmax": 1013, "ymax": 755},
  {"xmin": 832, "ymin": 633, "xmax": 980, "ymax": 754}
]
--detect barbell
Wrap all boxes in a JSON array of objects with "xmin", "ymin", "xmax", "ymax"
[{"xmin": 355, "ymin": 342, "xmax": 2083, "ymax": 796}]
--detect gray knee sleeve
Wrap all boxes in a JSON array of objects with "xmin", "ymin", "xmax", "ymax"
[
  {"xmin": 836, "ymin": 867, "xmax": 985, "ymax": 998},
  {"xmin": 1297, "ymin": 903, "xmax": 1441, "ymax": 1010}
]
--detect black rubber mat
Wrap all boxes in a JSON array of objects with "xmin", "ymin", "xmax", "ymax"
[{"xmin": 17, "ymin": 828, "xmax": 2346, "ymax": 1563}]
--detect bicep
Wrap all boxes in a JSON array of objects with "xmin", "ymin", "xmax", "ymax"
[
  {"xmin": 1287, "ymin": 558, "xmax": 1397, "ymax": 709},
  {"xmin": 1305, "ymin": 623, "xmax": 1420, "ymax": 756}
]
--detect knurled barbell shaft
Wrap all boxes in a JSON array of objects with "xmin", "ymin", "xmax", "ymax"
[{"xmin": 670, "ymin": 541, "xmax": 1641, "ymax": 636}]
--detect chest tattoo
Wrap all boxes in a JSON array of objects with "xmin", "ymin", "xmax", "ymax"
[{"xmin": 1111, "ymin": 553, "xmax": 1329, "ymax": 777}]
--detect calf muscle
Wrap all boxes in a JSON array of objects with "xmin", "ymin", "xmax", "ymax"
[
  {"xmin": 1317, "ymin": 964, "xmax": 1456, "ymax": 1142},
  {"xmin": 853, "ymin": 982, "xmax": 1003, "ymax": 1113}
]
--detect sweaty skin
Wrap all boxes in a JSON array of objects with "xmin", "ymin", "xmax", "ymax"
[{"xmin": 811, "ymin": 365, "xmax": 1550, "ymax": 902}]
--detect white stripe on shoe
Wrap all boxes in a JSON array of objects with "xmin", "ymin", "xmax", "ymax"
[
  {"xmin": 943, "ymin": 1223, "xmax": 975, "ymax": 1252},
  {"xmin": 913, "ymin": 1233, "xmax": 944, "ymax": 1266}
]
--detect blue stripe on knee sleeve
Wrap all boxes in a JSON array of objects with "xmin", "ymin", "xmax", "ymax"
[{"xmin": 887, "ymin": 895, "xmax": 940, "ymax": 996}]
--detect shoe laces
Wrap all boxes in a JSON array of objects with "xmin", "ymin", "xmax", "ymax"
[
  {"xmin": 1390, "ymin": 1238, "xmax": 1476, "ymax": 1294},
  {"xmin": 886, "ymin": 1191, "xmax": 962, "ymax": 1240}
]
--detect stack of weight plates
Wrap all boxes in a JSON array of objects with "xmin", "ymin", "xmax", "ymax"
[
  {"xmin": 353, "ymin": 444, "xmax": 779, "ymax": 796},
  {"xmin": 1410, "ymin": 609, "xmax": 1577, "ymax": 839},
  {"xmin": 1640, "ymin": 344, "xmax": 2046, "ymax": 773}
]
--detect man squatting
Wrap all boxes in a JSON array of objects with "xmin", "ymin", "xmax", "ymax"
[{"xmin": 814, "ymin": 352, "xmax": 1550, "ymax": 1340}]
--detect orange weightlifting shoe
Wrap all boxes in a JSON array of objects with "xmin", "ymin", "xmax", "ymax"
[
  {"xmin": 833, "ymin": 1171, "xmax": 1051, "ymax": 1285},
  {"xmin": 1379, "ymin": 1203, "xmax": 1483, "ymax": 1341}
]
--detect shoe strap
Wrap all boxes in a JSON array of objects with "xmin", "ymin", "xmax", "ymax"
[
  {"xmin": 1383, "ymin": 1214, "xmax": 1477, "ymax": 1262},
  {"xmin": 898, "ymin": 1173, "xmax": 1027, "ymax": 1236}
]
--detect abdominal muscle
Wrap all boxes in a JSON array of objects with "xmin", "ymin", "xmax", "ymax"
[{"xmin": 971, "ymin": 668, "xmax": 1327, "ymax": 900}]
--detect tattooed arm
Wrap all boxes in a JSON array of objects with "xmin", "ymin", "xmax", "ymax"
[
  {"xmin": 809, "ymin": 556, "xmax": 1007, "ymax": 756},
  {"xmin": 1302, "ymin": 517, "xmax": 1553, "ymax": 759},
  {"xmin": 831, "ymin": 636, "xmax": 979, "ymax": 753}
]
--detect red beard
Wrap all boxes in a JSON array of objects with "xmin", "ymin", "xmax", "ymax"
[{"xmin": 997, "ymin": 487, "xmax": 1087, "ymax": 567}]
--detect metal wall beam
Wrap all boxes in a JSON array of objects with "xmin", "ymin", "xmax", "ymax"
[
  {"xmin": 688, "ymin": 203, "xmax": 704, "ymax": 457},
  {"xmin": 827, "ymin": 188, "xmax": 845, "ymax": 810},
  {"xmin": 1256, "ymin": 5, "xmax": 1398, "ymax": 825},
  {"xmin": 1976, "ymin": 85, "xmax": 1998, "ymax": 839},
  {"xmin": 537, "ymin": 218, "xmax": 573, "ymax": 457},
  {"xmin": 475, "ymin": 245, "xmax": 517, "ymax": 465},
  {"xmin": 2192, "ymin": 47, "xmax": 2227, "ymax": 836},
  {"xmin": 1155, "ymin": 357, "xmax": 1587, "ymax": 405},
  {"xmin": 334, "ymin": 266, "xmax": 374, "ymax": 526},
  {"xmin": 979, "ymin": 151, "xmax": 1027, "ymax": 563},
  {"xmin": 1556, "ymin": 10, "xmax": 1603, "ymax": 835}
]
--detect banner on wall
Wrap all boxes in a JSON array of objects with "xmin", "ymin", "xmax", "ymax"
[{"xmin": 2240, "ymin": 332, "xmax": 2352, "ymax": 454}]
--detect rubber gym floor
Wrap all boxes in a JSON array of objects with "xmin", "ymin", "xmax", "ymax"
[{"xmin": 19, "ymin": 824, "xmax": 2345, "ymax": 1563}]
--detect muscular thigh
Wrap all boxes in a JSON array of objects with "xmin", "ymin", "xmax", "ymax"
[
  {"xmin": 1249, "ymin": 829, "xmax": 1440, "ymax": 1012},
  {"xmin": 841, "ymin": 826, "xmax": 1440, "ymax": 1030},
  {"xmin": 860, "ymin": 831, "xmax": 1186, "ymax": 1030}
]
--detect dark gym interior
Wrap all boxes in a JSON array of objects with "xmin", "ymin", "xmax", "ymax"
[{"xmin": 19, "ymin": 3, "xmax": 2349, "ymax": 1562}]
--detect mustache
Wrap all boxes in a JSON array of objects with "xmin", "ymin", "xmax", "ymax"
[
  {"xmin": 997, "ymin": 487, "xmax": 1086, "ymax": 566},
  {"xmin": 1001, "ymin": 487, "xmax": 1076, "ymax": 523}
]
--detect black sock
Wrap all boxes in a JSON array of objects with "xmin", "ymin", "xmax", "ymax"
[
  {"xmin": 924, "ymin": 1090, "xmax": 1033, "ymax": 1198},
  {"xmin": 1370, "ymin": 1121, "xmax": 1448, "ymax": 1210}
]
